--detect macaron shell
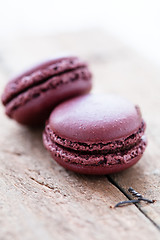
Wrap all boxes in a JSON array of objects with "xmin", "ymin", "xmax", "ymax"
[
  {"xmin": 45, "ymin": 120, "xmax": 146, "ymax": 151},
  {"xmin": 50, "ymin": 153, "xmax": 142, "ymax": 175},
  {"xmin": 49, "ymin": 94, "xmax": 142, "ymax": 143}
]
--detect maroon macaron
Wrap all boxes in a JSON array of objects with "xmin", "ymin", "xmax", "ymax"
[
  {"xmin": 2, "ymin": 56, "xmax": 92, "ymax": 125},
  {"xmin": 43, "ymin": 94, "xmax": 147, "ymax": 175}
]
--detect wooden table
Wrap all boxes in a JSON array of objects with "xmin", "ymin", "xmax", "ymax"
[{"xmin": 0, "ymin": 30, "xmax": 160, "ymax": 240}]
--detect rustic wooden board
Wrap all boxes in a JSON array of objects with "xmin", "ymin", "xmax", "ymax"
[{"xmin": 0, "ymin": 30, "xmax": 160, "ymax": 239}]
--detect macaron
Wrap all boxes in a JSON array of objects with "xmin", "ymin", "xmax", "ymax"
[
  {"xmin": 2, "ymin": 57, "xmax": 92, "ymax": 125},
  {"xmin": 43, "ymin": 94, "xmax": 147, "ymax": 175}
]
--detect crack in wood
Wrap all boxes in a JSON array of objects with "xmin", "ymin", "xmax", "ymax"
[
  {"xmin": 29, "ymin": 176, "xmax": 56, "ymax": 190},
  {"xmin": 107, "ymin": 175, "xmax": 160, "ymax": 231}
]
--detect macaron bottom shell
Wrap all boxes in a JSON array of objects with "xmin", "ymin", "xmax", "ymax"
[
  {"xmin": 50, "ymin": 153, "xmax": 142, "ymax": 175},
  {"xmin": 43, "ymin": 129, "xmax": 146, "ymax": 175}
]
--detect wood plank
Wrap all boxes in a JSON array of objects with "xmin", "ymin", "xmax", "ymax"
[
  {"xmin": 0, "ymin": 118, "xmax": 159, "ymax": 240},
  {"xmin": 0, "ymin": 30, "xmax": 160, "ymax": 239}
]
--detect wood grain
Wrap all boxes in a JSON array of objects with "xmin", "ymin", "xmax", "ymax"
[{"xmin": 0, "ymin": 30, "xmax": 160, "ymax": 239}]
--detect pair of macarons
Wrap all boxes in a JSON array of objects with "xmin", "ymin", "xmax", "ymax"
[{"xmin": 2, "ymin": 56, "xmax": 147, "ymax": 175}]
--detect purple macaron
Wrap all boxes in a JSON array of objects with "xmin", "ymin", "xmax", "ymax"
[
  {"xmin": 2, "ymin": 56, "xmax": 92, "ymax": 125},
  {"xmin": 43, "ymin": 94, "xmax": 147, "ymax": 175}
]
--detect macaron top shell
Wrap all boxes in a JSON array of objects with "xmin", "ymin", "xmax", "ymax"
[{"xmin": 49, "ymin": 94, "xmax": 142, "ymax": 143}]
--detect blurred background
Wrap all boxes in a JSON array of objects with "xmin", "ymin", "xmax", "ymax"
[{"xmin": 0, "ymin": 0, "xmax": 160, "ymax": 66}]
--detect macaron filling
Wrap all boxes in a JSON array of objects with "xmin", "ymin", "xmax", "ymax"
[{"xmin": 43, "ymin": 120, "xmax": 147, "ymax": 167}]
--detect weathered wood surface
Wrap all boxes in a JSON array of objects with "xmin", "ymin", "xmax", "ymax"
[{"xmin": 0, "ymin": 30, "xmax": 160, "ymax": 240}]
